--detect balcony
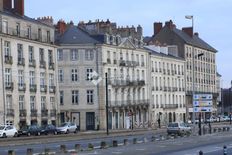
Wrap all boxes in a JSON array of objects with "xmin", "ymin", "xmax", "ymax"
[
  {"xmin": 6, "ymin": 109, "xmax": 14, "ymax": 117},
  {"xmin": 4, "ymin": 55, "xmax": 13, "ymax": 64},
  {"xmin": 40, "ymin": 60, "xmax": 46, "ymax": 69},
  {"xmin": 18, "ymin": 83, "xmax": 26, "ymax": 91},
  {"xmin": 163, "ymin": 104, "xmax": 178, "ymax": 109},
  {"xmin": 30, "ymin": 84, "xmax": 37, "ymax": 92},
  {"xmin": 49, "ymin": 86, "xmax": 56, "ymax": 93},
  {"xmin": 31, "ymin": 109, "xmax": 37, "ymax": 117},
  {"xmin": 163, "ymin": 69, "xmax": 166, "ymax": 74},
  {"xmin": 113, "ymin": 59, "xmax": 117, "ymax": 64},
  {"xmin": 163, "ymin": 86, "xmax": 168, "ymax": 92},
  {"xmin": 151, "ymin": 86, "xmax": 155, "ymax": 91},
  {"xmin": 17, "ymin": 58, "xmax": 25, "ymax": 66},
  {"xmin": 29, "ymin": 59, "xmax": 36, "ymax": 67},
  {"xmin": 173, "ymin": 87, "xmax": 178, "ymax": 92},
  {"xmin": 156, "ymin": 86, "xmax": 159, "ymax": 91},
  {"xmin": 119, "ymin": 60, "xmax": 126, "ymax": 66},
  {"xmin": 107, "ymin": 58, "xmax": 111, "ymax": 64},
  {"xmin": 19, "ymin": 109, "xmax": 27, "ymax": 117},
  {"xmin": 49, "ymin": 62, "xmax": 55, "ymax": 70},
  {"xmin": 41, "ymin": 109, "xmax": 48, "ymax": 117},
  {"xmin": 40, "ymin": 85, "xmax": 47, "ymax": 93},
  {"xmin": 167, "ymin": 70, "xmax": 170, "ymax": 75},
  {"xmin": 138, "ymin": 80, "xmax": 145, "ymax": 86},
  {"xmin": 50, "ymin": 109, "xmax": 56, "ymax": 117},
  {"xmin": 5, "ymin": 82, "xmax": 14, "ymax": 91}
]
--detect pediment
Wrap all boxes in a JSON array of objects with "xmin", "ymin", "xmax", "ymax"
[{"xmin": 119, "ymin": 38, "xmax": 136, "ymax": 49}]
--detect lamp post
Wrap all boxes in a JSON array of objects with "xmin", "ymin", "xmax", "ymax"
[{"xmin": 105, "ymin": 73, "xmax": 109, "ymax": 135}]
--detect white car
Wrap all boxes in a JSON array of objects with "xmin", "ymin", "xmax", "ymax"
[
  {"xmin": 57, "ymin": 122, "xmax": 77, "ymax": 134},
  {"xmin": 0, "ymin": 125, "xmax": 18, "ymax": 138}
]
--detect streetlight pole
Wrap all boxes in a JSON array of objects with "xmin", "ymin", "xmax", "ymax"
[{"xmin": 105, "ymin": 73, "xmax": 109, "ymax": 135}]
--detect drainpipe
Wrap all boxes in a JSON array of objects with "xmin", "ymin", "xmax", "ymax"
[{"xmin": 1, "ymin": 38, "xmax": 6, "ymax": 124}]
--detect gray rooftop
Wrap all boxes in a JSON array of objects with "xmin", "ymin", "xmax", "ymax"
[{"xmin": 56, "ymin": 25, "xmax": 100, "ymax": 45}]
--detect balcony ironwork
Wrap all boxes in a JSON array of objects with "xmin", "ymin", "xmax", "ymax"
[
  {"xmin": 41, "ymin": 109, "xmax": 48, "ymax": 117},
  {"xmin": 49, "ymin": 62, "xmax": 55, "ymax": 70},
  {"xmin": 163, "ymin": 104, "xmax": 178, "ymax": 109},
  {"xmin": 119, "ymin": 60, "xmax": 126, "ymax": 66},
  {"xmin": 31, "ymin": 109, "xmax": 37, "ymax": 117},
  {"xmin": 4, "ymin": 55, "xmax": 13, "ymax": 64},
  {"xmin": 40, "ymin": 60, "xmax": 46, "ymax": 69},
  {"xmin": 164, "ymin": 86, "xmax": 168, "ymax": 92},
  {"xmin": 50, "ymin": 109, "xmax": 56, "ymax": 117},
  {"xmin": 6, "ymin": 109, "xmax": 14, "ymax": 117},
  {"xmin": 19, "ymin": 109, "xmax": 27, "ymax": 117},
  {"xmin": 18, "ymin": 83, "xmax": 26, "ymax": 91},
  {"xmin": 49, "ymin": 86, "xmax": 56, "ymax": 93},
  {"xmin": 29, "ymin": 59, "xmax": 36, "ymax": 67},
  {"xmin": 5, "ymin": 82, "xmax": 14, "ymax": 91},
  {"xmin": 30, "ymin": 84, "xmax": 37, "ymax": 92},
  {"xmin": 40, "ymin": 85, "xmax": 47, "ymax": 93},
  {"xmin": 18, "ymin": 58, "xmax": 25, "ymax": 66}
]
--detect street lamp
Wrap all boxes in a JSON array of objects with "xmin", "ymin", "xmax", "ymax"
[{"xmin": 105, "ymin": 73, "xmax": 109, "ymax": 135}]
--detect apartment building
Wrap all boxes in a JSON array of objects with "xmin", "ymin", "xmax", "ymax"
[
  {"xmin": 56, "ymin": 20, "xmax": 150, "ymax": 130},
  {"xmin": 146, "ymin": 20, "xmax": 218, "ymax": 120},
  {"xmin": 0, "ymin": 0, "xmax": 58, "ymax": 128},
  {"xmin": 145, "ymin": 45, "xmax": 186, "ymax": 126}
]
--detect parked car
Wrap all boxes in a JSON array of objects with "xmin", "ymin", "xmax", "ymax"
[
  {"xmin": 206, "ymin": 116, "xmax": 217, "ymax": 122},
  {"xmin": 0, "ymin": 125, "xmax": 18, "ymax": 138},
  {"xmin": 167, "ymin": 122, "xmax": 191, "ymax": 135},
  {"xmin": 41, "ymin": 124, "xmax": 58, "ymax": 135},
  {"xmin": 223, "ymin": 116, "xmax": 231, "ymax": 121},
  {"xmin": 18, "ymin": 125, "xmax": 43, "ymax": 136},
  {"xmin": 57, "ymin": 122, "xmax": 77, "ymax": 134}
]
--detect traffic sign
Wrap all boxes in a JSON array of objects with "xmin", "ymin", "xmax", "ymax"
[
  {"xmin": 193, "ymin": 101, "xmax": 212, "ymax": 107},
  {"xmin": 193, "ymin": 107, "xmax": 213, "ymax": 112},
  {"xmin": 193, "ymin": 94, "xmax": 212, "ymax": 101}
]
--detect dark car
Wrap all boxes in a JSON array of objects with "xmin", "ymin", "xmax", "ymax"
[
  {"xmin": 18, "ymin": 125, "xmax": 43, "ymax": 136},
  {"xmin": 41, "ymin": 124, "xmax": 58, "ymax": 135}
]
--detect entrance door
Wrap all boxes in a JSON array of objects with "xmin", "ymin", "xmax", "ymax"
[
  {"xmin": 86, "ymin": 112, "xmax": 95, "ymax": 130},
  {"xmin": 71, "ymin": 112, "xmax": 80, "ymax": 131}
]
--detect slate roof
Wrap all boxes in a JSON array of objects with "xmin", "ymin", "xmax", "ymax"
[
  {"xmin": 172, "ymin": 27, "xmax": 217, "ymax": 52},
  {"xmin": 56, "ymin": 25, "xmax": 100, "ymax": 45}
]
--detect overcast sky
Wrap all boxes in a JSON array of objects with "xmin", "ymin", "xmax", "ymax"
[{"xmin": 25, "ymin": 0, "xmax": 232, "ymax": 88}]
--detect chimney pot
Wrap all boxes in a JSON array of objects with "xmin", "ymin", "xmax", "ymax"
[
  {"xmin": 182, "ymin": 27, "xmax": 193, "ymax": 37},
  {"xmin": 153, "ymin": 22, "xmax": 163, "ymax": 36},
  {"xmin": 194, "ymin": 32, "xmax": 199, "ymax": 37}
]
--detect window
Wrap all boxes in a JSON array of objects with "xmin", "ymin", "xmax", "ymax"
[
  {"xmin": 16, "ymin": 23, "xmax": 20, "ymax": 36},
  {"xmin": 49, "ymin": 74, "xmax": 54, "ymax": 86},
  {"xmin": 29, "ymin": 71, "xmax": 35, "ymax": 85},
  {"xmin": 6, "ymin": 95, "xmax": 12, "ymax": 109},
  {"xmin": 48, "ymin": 50, "xmax": 53, "ymax": 64},
  {"xmin": 85, "ymin": 49, "xmax": 94, "ymax": 60},
  {"xmin": 70, "ymin": 49, "xmax": 78, "ymax": 60},
  {"xmin": 30, "ymin": 96, "xmax": 36, "ymax": 110},
  {"xmin": 87, "ymin": 90, "xmax": 94, "ymax": 104},
  {"xmin": 57, "ymin": 49, "xmax": 63, "ymax": 61},
  {"xmin": 50, "ymin": 97, "xmax": 55, "ymax": 109},
  {"xmin": 41, "ymin": 96, "xmax": 46, "ymax": 110},
  {"xmin": 2, "ymin": 20, "xmax": 8, "ymax": 33},
  {"xmin": 58, "ymin": 69, "xmax": 63, "ymax": 82},
  {"xmin": 18, "ymin": 70, "xmax": 24, "ymax": 86},
  {"xmin": 4, "ymin": 41, "xmax": 10, "ymax": 56},
  {"xmin": 29, "ymin": 46, "xmax": 34, "ymax": 62},
  {"xmin": 141, "ymin": 55, "xmax": 145, "ymax": 66},
  {"xmin": 26, "ymin": 26, "xmax": 31, "ymax": 38},
  {"xmin": 38, "ymin": 28, "xmax": 42, "ymax": 41},
  {"xmin": 86, "ymin": 68, "xmax": 93, "ymax": 81},
  {"xmin": 47, "ymin": 31, "xmax": 50, "ymax": 42},
  {"xmin": 60, "ymin": 91, "xmax": 64, "ymax": 105},
  {"xmin": 19, "ymin": 95, "xmax": 24, "ymax": 110},
  {"xmin": 72, "ymin": 90, "xmax": 79, "ymax": 105},
  {"xmin": 17, "ymin": 44, "xmax": 23, "ymax": 59},
  {"xmin": 71, "ymin": 69, "xmax": 78, "ymax": 82},
  {"xmin": 40, "ymin": 72, "xmax": 45, "ymax": 86},
  {"xmin": 39, "ymin": 48, "xmax": 44, "ymax": 62},
  {"xmin": 5, "ymin": 68, "xmax": 11, "ymax": 85}
]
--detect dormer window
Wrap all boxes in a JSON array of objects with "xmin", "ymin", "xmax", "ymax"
[
  {"xmin": 16, "ymin": 23, "xmax": 20, "ymax": 36},
  {"xmin": 116, "ymin": 36, "xmax": 121, "ymax": 45}
]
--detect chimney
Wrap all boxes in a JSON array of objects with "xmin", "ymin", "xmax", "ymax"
[
  {"xmin": 153, "ymin": 22, "xmax": 162, "ymax": 36},
  {"xmin": 14, "ymin": 0, "xmax": 24, "ymax": 16},
  {"xmin": 37, "ymin": 16, "xmax": 54, "ymax": 26},
  {"xmin": 56, "ymin": 20, "xmax": 67, "ymax": 34},
  {"xmin": 194, "ymin": 32, "xmax": 199, "ymax": 37},
  {"xmin": 0, "ymin": 0, "xmax": 3, "ymax": 12},
  {"xmin": 3, "ymin": 0, "xmax": 12, "ymax": 10},
  {"xmin": 182, "ymin": 27, "xmax": 193, "ymax": 37},
  {"xmin": 165, "ymin": 20, "xmax": 175, "ymax": 30}
]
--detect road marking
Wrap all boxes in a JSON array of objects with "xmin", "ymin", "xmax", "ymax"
[
  {"xmin": 136, "ymin": 148, "xmax": 145, "ymax": 151},
  {"xmin": 112, "ymin": 152, "xmax": 122, "ymax": 154}
]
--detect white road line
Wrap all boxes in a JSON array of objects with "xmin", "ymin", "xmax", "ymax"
[
  {"xmin": 136, "ymin": 148, "xmax": 145, "ymax": 151},
  {"xmin": 112, "ymin": 152, "xmax": 122, "ymax": 154}
]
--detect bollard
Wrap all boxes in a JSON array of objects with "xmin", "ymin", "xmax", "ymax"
[
  {"xmin": 223, "ymin": 145, "xmax": 227, "ymax": 155},
  {"xmin": 60, "ymin": 144, "xmax": 66, "ymax": 153},
  {"xmin": 133, "ymin": 138, "xmax": 137, "ymax": 144},
  {"xmin": 75, "ymin": 144, "xmax": 81, "ymax": 151},
  {"xmin": 27, "ymin": 148, "xmax": 33, "ymax": 155},
  {"xmin": 112, "ymin": 140, "xmax": 118, "ymax": 147},
  {"xmin": 199, "ymin": 150, "xmax": 203, "ymax": 155},
  {"xmin": 8, "ymin": 150, "xmax": 15, "ymax": 155},
  {"xmin": 124, "ymin": 139, "xmax": 129, "ymax": 145}
]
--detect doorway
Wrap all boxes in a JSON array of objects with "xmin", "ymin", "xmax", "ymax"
[{"xmin": 86, "ymin": 112, "xmax": 95, "ymax": 130}]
